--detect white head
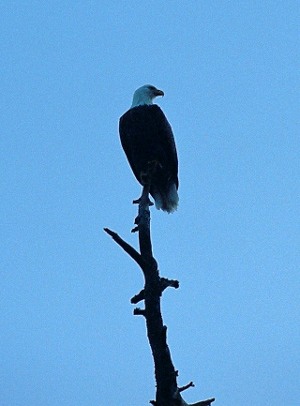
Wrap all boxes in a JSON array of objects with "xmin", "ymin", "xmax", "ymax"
[{"xmin": 131, "ymin": 84, "xmax": 164, "ymax": 108}]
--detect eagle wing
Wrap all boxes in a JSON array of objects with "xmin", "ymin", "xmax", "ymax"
[{"xmin": 119, "ymin": 105, "xmax": 178, "ymax": 188}]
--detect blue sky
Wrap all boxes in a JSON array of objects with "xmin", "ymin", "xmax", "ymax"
[{"xmin": 1, "ymin": 1, "xmax": 299, "ymax": 405}]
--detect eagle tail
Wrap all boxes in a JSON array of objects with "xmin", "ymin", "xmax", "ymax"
[{"xmin": 151, "ymin": 182, "xmax": 179, "ymax": 214}]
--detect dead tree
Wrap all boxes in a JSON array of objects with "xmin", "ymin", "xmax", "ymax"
[{"xmin": 104, "ymin": 185, "xmax": 215, "ymax": 406}]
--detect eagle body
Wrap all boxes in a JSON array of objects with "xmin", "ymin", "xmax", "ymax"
[{"xmin": 119, "ymin": 85, "xmax": 179, "ymax": 213}]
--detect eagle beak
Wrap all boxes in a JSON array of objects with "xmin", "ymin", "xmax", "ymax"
[{"xmin": 154, "ymin": 89, "xmax": 164, "ymax": 97}]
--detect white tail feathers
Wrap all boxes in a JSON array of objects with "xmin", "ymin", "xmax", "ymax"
[{"xmin": 152, "ymin": 183, "xmax": 179, "ymax": 214}]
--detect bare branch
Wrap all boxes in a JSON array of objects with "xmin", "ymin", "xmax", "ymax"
[
  {"xmin": 177, "ymin": 392, "xmax": 215, "ymax": 406},
  {"xmin": 131, "ymin": 277, "xmax": 179, "ymax": 304},
  {"xmin": 178, "ymin": 382, "xmax": 195, "ymax": 392},
  {"xmin": 160, "ymin": 277, "xmax": 179, "ymax": 292},
  {"xmin": 131, "ymin": 289, "xmax": 145, "ymax": 304},
  {"xmin": 136, "ymin": 185, "xmax": 153, "ymax": 258},
  {"xmin": 133, "ymin": 307, "xmax": 146, "ymax": 317},
  {"xmin": 131, "ymin": 226, "xmax": 139, "ymax": 233},
  {"xmin": 103, "ymin": 228, "xmax": 145, "ymax": 268},
  {"xmin": 183, "ymin": 398, "xmax": 215, "ymax": 406}
]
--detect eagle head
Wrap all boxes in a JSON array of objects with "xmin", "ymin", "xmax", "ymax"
[{"xmin": 131, "ymin": 85, "xmax": 164, "ymax": 108}]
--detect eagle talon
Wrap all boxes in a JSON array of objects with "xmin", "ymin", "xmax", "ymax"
[{"xmin": 133, "ymin": 197, "xmax": 154, "ymax": 207}]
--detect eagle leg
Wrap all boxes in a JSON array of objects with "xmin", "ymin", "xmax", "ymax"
[
  {"xmin": 132, "ymin": 158, "xmax": 159, "ymax": 230},
  {"xmin": 139, "ymin": 159, "xmax": 162, "ymax": 186},
  {"xmin": 133, "ymin": 180, "xmax": 154, "ymax": 207}
]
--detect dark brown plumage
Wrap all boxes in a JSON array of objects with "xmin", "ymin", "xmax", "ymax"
[{"xmin": 119, "ymin": 85, "xmax": 179, "ymax": 213}]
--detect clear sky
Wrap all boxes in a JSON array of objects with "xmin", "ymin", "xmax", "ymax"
[{"xmin": 1, "ymin": 1, "xmax": 299, "ymax": 405}]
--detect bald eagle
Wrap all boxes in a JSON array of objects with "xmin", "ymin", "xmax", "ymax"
[{"xmin": 119, "ymin": 85, "xmax": 179, "ymax": 213}]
